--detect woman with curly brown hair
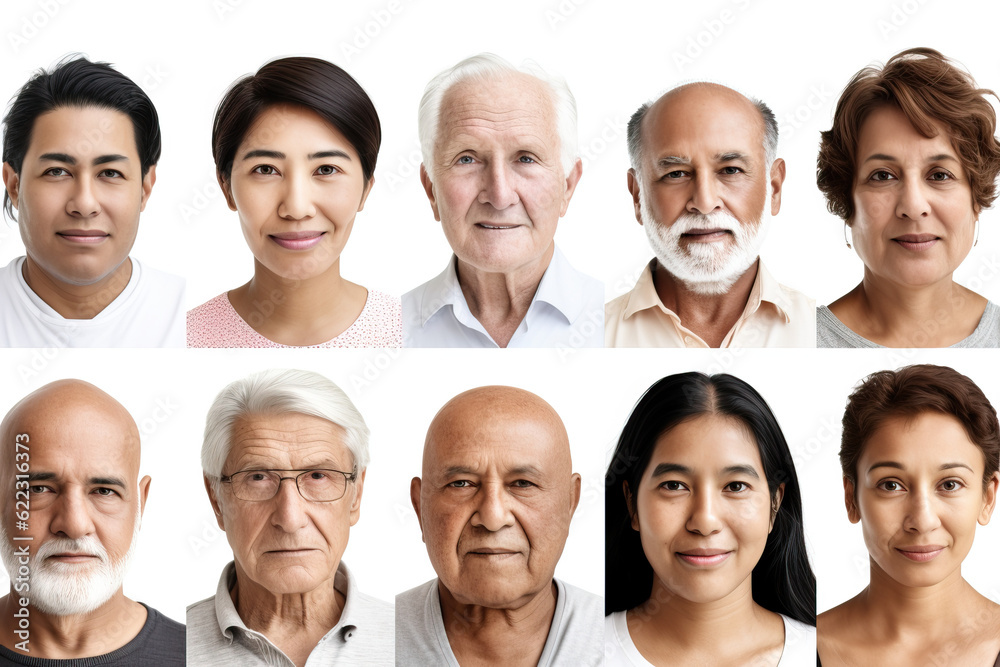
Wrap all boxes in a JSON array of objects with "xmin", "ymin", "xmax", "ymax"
[{"xmin": 816, "ymin": 48, "xmax": 1000, "ymax": 347}]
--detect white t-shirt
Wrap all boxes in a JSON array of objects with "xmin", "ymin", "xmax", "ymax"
[
  {"xmin": 0, "ymin": 256, "xmax": 185, "ymax": 347},
  {"xmin": 604, "ymin": 609, "xmax": 816, "ymax": 666},
  {"xmin": 396, "ymin": 578, "xmax": 603, "ymax": 666}
]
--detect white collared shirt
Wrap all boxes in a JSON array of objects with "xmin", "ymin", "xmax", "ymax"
[
  {"xmin": 605, "ymin": 259, "xmax": 815, "ymax": 348},
  {"xmin": 186, "ymin": 560, "xmax": 394, "ymax": 666},
  {"xmin": 402, "ymin": 245, "xmax": 604, "ymax": 348}
]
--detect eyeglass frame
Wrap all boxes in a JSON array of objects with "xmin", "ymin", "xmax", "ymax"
[{"xmin": 219, "ymin": 467, "xmax": 358, "ymax": 503}]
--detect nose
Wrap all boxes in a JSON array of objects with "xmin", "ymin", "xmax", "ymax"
[
  {"xmin": 895, "ymin": 177, "xmax": 930, "ymax": 220},
  {"xmin": 66, "ymin": 176, "xmax": 101, "ymax": 218},
  {"xmin": 478, "ymin": 161, "xmax": 519, "ymax": 209},
  {"xmin": 902, "ymin": 487, "xmax": 942, "ymax": 534},
  {"xmin": 470, "ymin": 482, "xmax": 516, "ymax": 532},
  {"xmin": 277, "ymin": 172, "xmax": 316, "ymax": 221},
  {"xmin": 48, "ymin": 489, "xmax": 96, "ymax": 540},
  {"xmin": 269, "ymin": 477, "xmax": 309, "ymax": 532},
  {"xmin": 686, "ymin": 490, "xmax": 723, "ymax": 536},
  {"xmin": 687, "ymin": 175, "xmax": 723, "ymax": 216}
]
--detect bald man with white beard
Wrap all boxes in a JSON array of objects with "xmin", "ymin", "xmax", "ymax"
[
  {"xmin": 0, "ymin": 380, "xmax": 183, "ymax": 666},
  {"xmin": 605, "ymin": 83, "xmax": 815, "ymax": 349}
]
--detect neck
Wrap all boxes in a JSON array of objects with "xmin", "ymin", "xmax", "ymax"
[
  {"xmin": 232, "ymin": 561, "xmax": 341, "ymax": 637},
  {"xmin": 0, "ymin": 589, "xmax": 144, "ymax": 659},
  {"xmin": 22, "ymin": 255, "xmax": 132, "ymax": 319},
  {"xmin": 859, "ymin": 560, "xmax": 978, "ymax": 637},
  {"xmin": 455, "ymin": 244, "xmax": 555, "ymax": 348},
  {"xmin": 653, "ymin": 258, "xmax": 759, "ymax": 348},
  {"xmin": 438, "ymin": 580, "xmax": 557, "ymax": 666},
  {"xmin": 231, "ymin": 259, "xmax": 363, "ymax": 346}
]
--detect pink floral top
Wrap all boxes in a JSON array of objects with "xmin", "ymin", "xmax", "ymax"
[{"xmin": 186, "ymin": 290, "xmax": 402, "ymax": 348}]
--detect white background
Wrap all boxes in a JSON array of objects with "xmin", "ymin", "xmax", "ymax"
[{"xmin": 0, "ymin": 0, "xmax": 998, "ymax": 628}]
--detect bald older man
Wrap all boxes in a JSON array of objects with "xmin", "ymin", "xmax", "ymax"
[
  {"xmin": 0, "ymin": 380, "xmax": 184, "ymax": 665},
  {"xmin": 605, "ymin": 83, "xmax": 815, "ymax": 348},
  {"xmin": 396, "ymin": 386, "xmax": 602, "ymax": 666}
]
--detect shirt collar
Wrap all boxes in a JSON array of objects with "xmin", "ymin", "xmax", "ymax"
[
  {"xmin": 623, "ymin": 259, "xmax": 795, "ymax": 324},
  {"xmin": 213, "ymin": 560, "xmax": 360, "ymax": 644},
  {"xmin": 417, "ymin": 245, "xmax": 588, "ymax": 327}
]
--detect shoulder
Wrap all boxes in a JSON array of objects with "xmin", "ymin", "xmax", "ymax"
[
  {"xmin": 133, "ymin": 604, "xmax": 185, "ymax": 665},
  {"xmin": 338, "ymin": 288, "xmax": 402, "ymax": 347},
  {"xmin": 778, "ymin": 614, "xmax": 817, "ymax": 665},
  {"xmin": 186, "ymin": 293, "xmax": 253, "ymax": 347}
]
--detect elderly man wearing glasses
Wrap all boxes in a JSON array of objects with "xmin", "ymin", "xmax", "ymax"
[{"xmin": 186, "ymin": 369, "xmax": 393, "ymax": 666}]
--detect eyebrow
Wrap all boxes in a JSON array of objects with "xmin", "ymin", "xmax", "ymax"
[
  {"xmin": 866, "ymin": 461, "xmax": 975, "ymax": 474},
  {"xmin": 650, "ymin": 463, "xmax": 760, "ymax": 479},
  {"xmin": 862, "ymin": 153, "xmax": 959, "ymax": 164},
  {"xmin": 38, "ymin": 153, "xmax": 129, "ymax": 166},
  {"xmin": 721, "ymin": 464, "xmax": 760, "ymax": 479},
  {"xmin": 716, "ymin": 151, "xmax": 749, "ymax": 163},
  {"xmin": 25, "ymin": 472, "xmax": 127, "ymax": 488},
  {"xmin": 241, "ymin": 149, "xmax": 353, "ymax": 161},
  {"xmin": 655, "ymin": 156, "xmax": 690, "ymax": 168}
]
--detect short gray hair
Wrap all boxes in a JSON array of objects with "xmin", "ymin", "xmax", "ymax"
[
  {"xmin": 417, "ymin": 53, "xmax": 579, "ymax": 176},
  {"xmin": 627, "ymin": 85, "xmax": 779, "ymax": 175},
  {"xmin": 201, "ymin": 369, "xmax": 370, "ymax": 482}
]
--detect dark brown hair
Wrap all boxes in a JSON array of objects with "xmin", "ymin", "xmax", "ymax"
[
  {"xmin": 841, "ymin": 364, "xmax": 1000, "ymax": 490},
  {"xmin": 212, "ymin": 57, "xmax": 380, "ymax": 185},
  {"xmin": 817, "ymin": 47, "xmax": 1000, "ymax": 222}
]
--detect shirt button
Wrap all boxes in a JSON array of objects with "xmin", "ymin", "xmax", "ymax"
[
  {"xmin": 684, "ymin": 336, "xmax": 694, "ymax": 345},
  {"xmin": 342, "ymin": 626, "xmax": 356, "ymax": 641}
]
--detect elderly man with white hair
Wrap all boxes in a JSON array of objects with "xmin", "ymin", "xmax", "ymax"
[
  {"xmin": 403, "ymin": 53, "xmax": 604, "ymax": 348},
  {"xmin": 605, "ymin": 82, "xmax": 815, "ymax": 348},
  {"xmin": 186, "ymin": 369, "xmax": 393, "ymax": 666}
]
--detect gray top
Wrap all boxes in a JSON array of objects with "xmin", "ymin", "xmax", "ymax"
[
  {"xmin": 186, "ymin": 561, "xmax": 393, "ymax": 666},
  {"xmin": 0, "ymin": 604, "xmax": 183, "ymax": 666},
  {"xmin": 395, "ymin": 578, "xmax": 602, "ymax": 666},
  {"xmin": 816, "ymin": 301, "xmax": 1000, "ymax": 348}
]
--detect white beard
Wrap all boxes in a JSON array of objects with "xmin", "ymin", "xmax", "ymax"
[
  {"xmin": 642, "ymin": 189, "xmax": 771, "ymax": 295},
  {"xmin": 0, "ymin": 504, "xmax": 141, "ymax": 616}
]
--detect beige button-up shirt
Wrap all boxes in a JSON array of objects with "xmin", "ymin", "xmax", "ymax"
[{"xmin": 605, "ymin": 259, "xmax": 815, "ymax": 348}]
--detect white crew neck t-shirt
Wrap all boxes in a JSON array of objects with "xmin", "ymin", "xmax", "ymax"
[
  {"xmin": 0, "ymin": 256, "xmax": 185, "ymax": 347},
  {"xmin": 604, "ymin": 610, "xmax": 816, "ymax": 666}
]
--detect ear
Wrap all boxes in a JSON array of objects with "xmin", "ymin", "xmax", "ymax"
[
  {"xmin": 768, "ymin": 158, "xmax": 786, "ymax": 216},
  {"xmin": 627, "ymin": 168, "xmax": 643, "ymax": 226},
  {"xmin": 138, "ymin": 164, "xmax": 156, "ymax": 212},
  {"xmin": 558, "ymin": 158, "xmax": 583, "ymax": 217},
  {"xmin": 844, "ymin": 476, "xmax": 861, "ymax": 524},
  {"xmin": 2, "ymin": 163, "xmax": 20, "ymax": 213},
  {"xmin": 419, "ymin": 164, "xmax": 440, "ymax": 222},
  {"xmin": 217, "ymin": 171, "xmax": 238, "ymax": 211},
  {"xmin": 358, "ymin": 175, "xmax": 375, "ymax": 212},
  {"xmin": 138, "ymin": 473, "xmax": 151, "ymax": 510},
  {"xmin": 410, "ymin": 476, "xmax": 425, "ymax": 543},
  {"xmin": 204, "ymin": 475, "xmax": 226, "ymax": 531},
  {"xmin": 348, "ymin": 468, "xmax": 366, "ymax": 527},
  {"xmin": 979, "ymin": 471, "xmax": 999, "ymax": 526},
  {"xmin": 768, "ymin": 483, "xmax": 785, "ymax": 533},
  {"xmin": 568, "ymin": 472, "xmax": 582, "ymax": 516},
  {"xmin": 624, "ymin": 480, "xmax": 639, "ymax": 531}
]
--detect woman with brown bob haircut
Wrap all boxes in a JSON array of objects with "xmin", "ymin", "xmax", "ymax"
[
  {"xmin": 187, "ymin": 57, "xmax": 402, "ymax": 347},
  {"xmin": 816, "ymin": 48, "xmax": 1000, "ymax": 348},
  {"xmin": 818, "ymin": 364, "xmax": 1000, "ymax": 666}
]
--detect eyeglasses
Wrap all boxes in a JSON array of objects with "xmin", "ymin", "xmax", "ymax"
[{"xmin": 220, "ymin": 468, "xmax": 356, "ymax": 502}]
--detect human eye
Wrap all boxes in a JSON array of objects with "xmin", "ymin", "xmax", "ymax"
[
  {"xmin": 724, "ymin": 481, "xmax": 750, "ymax": 493},
  {"xmin": 315, "ymin": 165, "xmax": 339, "ymax": 176},
  {"xmin": 939, "ymin": 478, "xmax": 965, "ymax": 492},
  {"xmin": 28, "ymin": 485, "xmax": 52, "ymax": 495},
  {"xmin": 868, "ymin": 169, "xmax": 896, "ymax": 183},
  {"xmin": 42, "ymin": 167, "xmax": 69, "ymax": 177},
  {"xmin": 252, "ymin": 164, "xmax": 279, "ymax": 176},
  {"xmin": 928, "ymin": 170, "xmax": 955, "ymax": 182},
  {"xmin": 518, "ymin": 155, "xmax": 536, "ymax": 164},
  {"xmin": 306, "ymin": 470, "xmax": 331, "ymax": 480},
  {"xmin": 98, "ymin": 169, "xmax": 124, "ymax": 179},
  {"xmin": 876, "ymin": 479, "xmax": 904, "ymax": 492},
  {"xmin": 510, "ymin": 479, "xmax": 536, "ymax": 489},
  {"xmin": 662, "ymin": 170, "xmax": 688, "ymax": 180},
  {"xmin": 720, "ymin": 166, "xmax": 744, "ymax": 176},
  {"xmin": 659, "ymin": 480, "xmax": 687, "ymax": 492},
  {"xmin": 92, "ymin": 487, "xmax": 120, "ymax": 498},
  {"xmin": 243, "ymin": 471, "xmax": 273, "ymax": 484},
  {"xmin": 456, "ymin": 155, "xmax": 475, "ymax": 165},
  {"xmin": 447, "ymin": 479, "xmax": 475, "ymax": 488}
]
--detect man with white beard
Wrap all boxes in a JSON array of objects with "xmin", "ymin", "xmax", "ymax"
[
  {"xmin": 0, "ymin": 380, "xmax": 184, "ymax": 665},
  {"xmin": 605, "ymin": 83, "xmax": 815, "ymax": 348}
]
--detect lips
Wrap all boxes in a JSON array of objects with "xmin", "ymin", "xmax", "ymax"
[
  {"xmin": 676, "ymin": 548, "xmax": 733, "ymax": 566},
  {"xmin": 269, "ymin": 231, "xmax": 325, "ymax": 250},
  {"xmin": 475, "ymin": 223, "xmax": 520, "ymax": 230},
  {"xmin": 466, "ymin": 547, "xmax": 520, "ymax": 556},
  {"xmin": 57, "ymin": 229, "xmax": 109, "ymax": 244},
  {"xmin": 892, "ymin": 234, "xmax": 939, "ymax": 251},
  {"xmin": 680, "ymin": 228, "xmax": 731, "ymax": 241},
  {"xmin": 895, "ymin": 544, "xmax": 945, "ymax": 562}
]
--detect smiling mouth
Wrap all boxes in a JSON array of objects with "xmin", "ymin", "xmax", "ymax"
[
  {"xmin": 475, "ymin": 223, "xmax": 520, "ymax": 230},
  {"xmin": 895, "ymin": 545, "xmax": 945, "ymax": 562},
  {"xmin": 269, "ymin": 231, "xmax": 325, "ymax": 250},
  {"xmin": 676, "ymin": 549, "xmax": 732, "ymax": 566}
]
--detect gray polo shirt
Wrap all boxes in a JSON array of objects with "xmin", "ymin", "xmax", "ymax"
[
  {"xmin": 395, "ymin": 578, "xmax": 602, "ymax": 666},
  {"xmin": 187, "ymin": 561, "xmax": 393, "ymax": 666}
]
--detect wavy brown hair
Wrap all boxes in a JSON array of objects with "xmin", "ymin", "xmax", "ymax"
[{"xmin": 817, "ymin": 47, "xmax": 1000, "ymax": 223}]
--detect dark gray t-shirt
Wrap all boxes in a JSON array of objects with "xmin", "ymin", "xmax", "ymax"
[{"xmin": 0, "ymin": 604, "xmax": 184, "ymax": 666}]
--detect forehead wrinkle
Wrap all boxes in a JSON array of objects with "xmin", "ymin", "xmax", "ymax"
[{"xmin": 228, "ymin": 418, "xmax": 351, "ymax": 470}]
